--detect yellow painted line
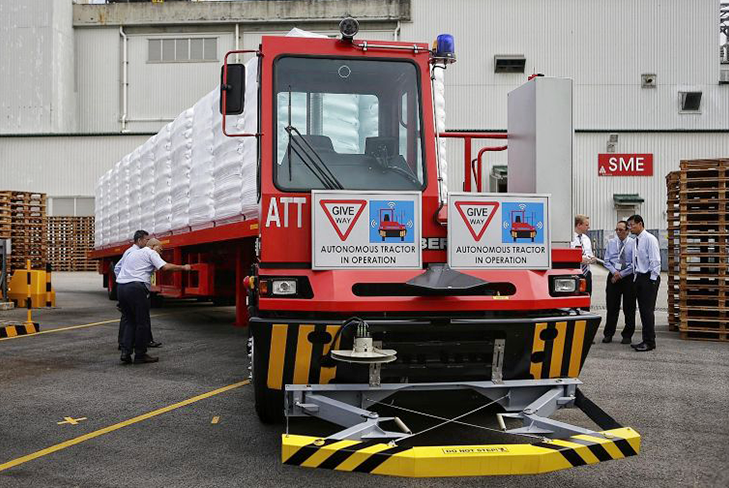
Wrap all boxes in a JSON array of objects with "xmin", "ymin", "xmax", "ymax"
[
  {"xmin": 0, "ymin": 313, "xmax": 172, "ymax": 343},
  {"xmin": 549, "ymin": 321, "xmax": 567, "ymax": 378},
  {"xmin": 568, "ymin": 320, "xmax": 586, "ymax": 377},
  {"xmin": 0, "ymin": 380, "xmax": 249, "ymax": 473},
  {"xmin": 211, "ymin": 416, "xmax": 220, "ymax": 424},
  {"xmin": 57, "ymin": 417, "xmax": 87, "ymax": 426}
]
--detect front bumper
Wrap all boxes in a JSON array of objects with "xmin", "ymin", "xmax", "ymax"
[
  {"xmin": 282, "ymin": 427, "xmax": 640, "ymax": 476},
  {"xmin": 250, "ymin": 313, "xmax": 601, "ymax": 390}
]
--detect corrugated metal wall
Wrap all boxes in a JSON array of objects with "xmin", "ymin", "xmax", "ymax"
[
  {"xmin": 125, "ymin": 30, "xmax": 235, "ymax": 133},
  {"xmin": 0, "ymin": 0, "xmax": 75, "ymax": 133},
  {"xmin": 0, "ymin": 135, "xmax": 149, "ymax": 195},
  {"xmin": 76, "ymin": 28, "xmax": 120, "ymax": 133},
  {"xmin": 402, "ymin": 0, "xmax": 727, "ymax": 130},
  {"xmin": 574, "ymin": 132, "xmax": 729, "ymax": 231}
]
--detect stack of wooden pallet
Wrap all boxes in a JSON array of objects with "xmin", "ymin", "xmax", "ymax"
[
  {"xmin": 0, "ymin": 192, "xmax": 11, "ymax": 240},
  {"xmin": 8, "ymin": 192, "xmax": 47, "ymax": 271},
  {"xmin": 666, "ymin": 159, "xmax": 729, "ymax": 342},
  {"xmin": 666, "ymin": 171, "xmax": 680, "ymax": 332},
  {"xmin": 47, "ymin": 217, "xmax": 96, "ymax": 272}
]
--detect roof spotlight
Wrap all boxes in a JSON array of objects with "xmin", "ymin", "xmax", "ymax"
[{"xmin": 339, "ymin": 17, "xmax": 359, "ymax": 41}]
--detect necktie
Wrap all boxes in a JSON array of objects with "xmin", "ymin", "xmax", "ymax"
[
  {"xmin": 634, "ymin": 237, "xmax": 640, "ymax": 272},
  {"xmin": 619, "ymin": 240, "xmax": 626, "ymax": 268}
]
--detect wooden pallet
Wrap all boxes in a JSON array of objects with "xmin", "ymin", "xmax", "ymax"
[
  {"xmin": 667, "ymin": 163, "xmax": 729, "ymax": 339},
  {"xmin": 679, "ymin": 328, "xmax": 729, "ymax": 342},
  {"xmin": 46, "ymin": 216, "xmax": 95, "ymax": 272}
]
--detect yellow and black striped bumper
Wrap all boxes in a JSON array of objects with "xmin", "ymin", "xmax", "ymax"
[
  {"xmin": 0, "ymin": 322, "xmax": 39, "ymax": 338},
  {"xmin": 282, "ymin": 427, "xmax": 640, "ymax": 477},
  {"xmin": 251, "ymin": 315, "xmax": 600, "ymax": 388}
]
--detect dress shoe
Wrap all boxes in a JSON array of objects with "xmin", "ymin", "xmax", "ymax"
[
  {"xmin": 120, "ymin": 352, "xmax": 132, "ymax": 364},
  {"xmin": 134, "ymin": 354, "xmax": 159, "ymax": 364},
  {"xmin": 634, "ymin": 343, "xmax": 655, "ymax": 352},
  {"xmin": 147, "ymin": 341, "xmax": 162, "ymax": 348},
  {"xmin": 621, "ymin": 337, "xmax": 632, "ymax": 344},
  {"xmin": 602, "ymin": 336, "xmax": 612, "ymax": 343},
  {"xmin": 630, "ymin": 342, "xmax": 644, "ymax": 349}
]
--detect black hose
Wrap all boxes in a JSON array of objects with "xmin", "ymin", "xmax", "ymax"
[{"xmin": 320, "ymin": 316, "xmax": 367, "ymax": 368}]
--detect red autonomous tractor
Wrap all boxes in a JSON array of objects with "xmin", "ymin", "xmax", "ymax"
[{"xmin": 94, "ymin": 20, "xmax": 639, "ymax": 477}]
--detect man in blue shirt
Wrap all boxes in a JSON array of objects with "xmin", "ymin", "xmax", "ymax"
[
  {"xmin": 602, "ymin": 220, "xmax": 636, "ymax": 344},
  {"xmin": 627, "ymin": 215, "xmax": 662, "ymax": 352}
]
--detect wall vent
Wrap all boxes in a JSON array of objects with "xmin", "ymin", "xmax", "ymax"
[{"xmin": 641, "ymin": 74, "xmax": 657, "ymax": 88}]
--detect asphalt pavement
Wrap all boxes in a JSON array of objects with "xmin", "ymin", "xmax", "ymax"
[{"xmin": 0, "ymin": 270, "xmax": 727, "ymax": 487}]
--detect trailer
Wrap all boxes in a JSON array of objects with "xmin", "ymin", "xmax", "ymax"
[{"xmin": 92, "ymin": 21, "xmax": 639, "ymax": 477}]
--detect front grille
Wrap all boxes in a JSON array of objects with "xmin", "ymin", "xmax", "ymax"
[
  {"xmin": 353, "ymin": 282, "xmax": 516, "ymax": 297},
  {"xmin": 371, "ymin": 324, "xmax": 498, "ymax": 383}
]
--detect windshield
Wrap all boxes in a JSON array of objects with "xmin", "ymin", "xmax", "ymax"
[{"xmin": 274, "ymin": 56, "xmax": 425, "ymax": 191}]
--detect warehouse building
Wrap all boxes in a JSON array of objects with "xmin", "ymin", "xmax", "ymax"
[{"xmin": 1, "ymin": 0, "xmax": 727, "ymax": 240}]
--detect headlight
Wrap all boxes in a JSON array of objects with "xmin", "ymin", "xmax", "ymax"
[
  {"xmin": 271, "ymin": 279, "xmax": 297, "ymax": 296},
  {"xmin": 552, "ymin": 277, "xmax": 577, "ymax": 293}
]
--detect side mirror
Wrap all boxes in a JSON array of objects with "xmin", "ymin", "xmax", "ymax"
[{"xmin": 220, "ymin": 63, "xmax": 245, "ymax": 115}]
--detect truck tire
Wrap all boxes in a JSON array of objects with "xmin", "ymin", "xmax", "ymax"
[{"xmin": 251, "ymin": 337, "xmax": 285, "ymax": 424}]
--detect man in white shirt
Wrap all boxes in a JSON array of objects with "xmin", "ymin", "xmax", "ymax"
[
  {"xmin": 602, "ymin": 220, "xmax": 636, "ymax": 344},
  {"xmin": 570, "ymin": 215, "xmax": 597, "ymax": 307},
  {"xmin": 118, "ymin": 238, "xmax": 190, "ymax": 364},
  {"xmin": 627, "ymin": 215, "xmax": 661, "ymax": 352},
  {"xmin": 115, "ymin": 230, "xmax": 155, "ymax": 350}
]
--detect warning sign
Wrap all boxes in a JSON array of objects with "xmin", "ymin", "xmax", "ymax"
[
  {"xmin": 320, "ymin": 200, "xmax": 367, "ymax": 240},
  {"xmin": 312, "ymin": 191, "xmax": 421, "ymax": 270},
  {"xmin": 448, "ymin": 193, "xmax": 551, "ymax": 270},
  {"xmin": 453, "ymin": 201, "xmax": 500, "ymax": 241}
]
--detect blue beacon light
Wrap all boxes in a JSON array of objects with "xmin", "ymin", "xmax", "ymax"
[{"xmin": 434, "ymin": 34, "xmax": 456, "ymax": 63}]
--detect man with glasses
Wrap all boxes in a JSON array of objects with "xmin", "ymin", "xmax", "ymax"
[
  {"xmin": 627, "ymin": 215, "xmax": 661, "ymax": 352},
  {"xmin": 602, "ymin": 220, "xmax": 636, "ymax": 344}
]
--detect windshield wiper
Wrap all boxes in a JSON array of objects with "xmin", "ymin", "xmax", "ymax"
[
  {"xmin": 285, "ymin": 125, "xmax": 344, "ymax": 190},
  {"xmin": 284, "ymin": 87, "xmax": 343, "ymax": 190}
]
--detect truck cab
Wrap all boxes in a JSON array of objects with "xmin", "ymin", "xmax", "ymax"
[{"xmin": 223, "ymin": 33, "xmax": 600, "ymax": 426}]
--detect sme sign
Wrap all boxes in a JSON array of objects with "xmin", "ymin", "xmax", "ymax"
[{"xmin": 598, "ymin": 154, "xmax": 653, "ymax": 176}]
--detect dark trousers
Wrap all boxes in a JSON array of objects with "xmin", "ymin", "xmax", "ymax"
[
  {"xmin": 604, "ymin": 276, "xmax": 636, "ymax": 339},
  {"xmin": 635, "ymin": 273, "xmax": 660, "ymax": 347},
  {"xmin": 118, "ymin": 282, "xmax": 151, "ymax": 356},
  {"xmin": 118, "ymin": 307, "xmax": 153, "ymax": 345}
]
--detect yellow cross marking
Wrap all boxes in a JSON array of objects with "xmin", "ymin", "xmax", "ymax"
[
  {"xmin": 57, "ymin": 417, "xmax": 87, "ymax": 426},
  {"xmin": 211, "ymin": 416, "xmax": 220, "ymax": 424}
]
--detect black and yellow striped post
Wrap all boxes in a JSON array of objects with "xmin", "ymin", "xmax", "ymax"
[
  {"xmin": 45, "ymin": 263, "xmax": 53, "ymax": 308},
  {"xmin": 23, "ymin": 259, "xmax": 37, "ymax": 332},
  {"xmin": 25, "ymin": 259, "xmax": 32, "ymax": 319}
]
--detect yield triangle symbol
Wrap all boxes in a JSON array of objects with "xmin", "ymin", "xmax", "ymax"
[
  {"xmin": 454, "ymin": 201, "xmax": 500, "ymax": 242},
  {"xmin": 320, "ymin": 199, "xmax": 367, "ymax": 241}
]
